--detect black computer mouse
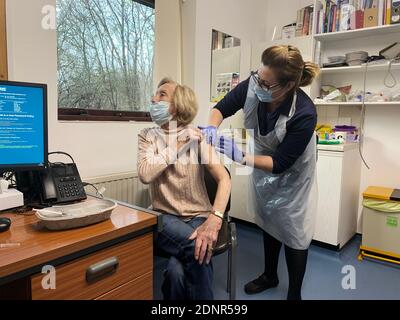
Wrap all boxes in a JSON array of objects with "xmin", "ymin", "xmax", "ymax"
[{"xmin": 0, "ymin": 217, "xmax": 11, "ymax": 233}]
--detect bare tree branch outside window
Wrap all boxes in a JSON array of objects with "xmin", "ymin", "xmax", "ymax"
[{"xmin": 57, "ymin": 0, "xmax": 154, "ymax": 121}]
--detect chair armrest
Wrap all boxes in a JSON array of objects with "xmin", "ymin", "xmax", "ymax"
[{"xmin": 229, "ymin": 221, "xmax": 237, "ymax": 248}]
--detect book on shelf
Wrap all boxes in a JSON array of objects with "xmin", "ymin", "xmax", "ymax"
[
  {"xmin": 296, "ymin": 7, "xmax": 306, "ymax": 36},
  {"xmin": 309, "ymin": 9, "xmax": 314, "ymax": 34},
  {"xmin": 303, "ymin": 6, "xmax": 311, "ymax": 35},
  {"xmin": 386, "ymin": 0, "xmax": 391, "ymax": 25},
  {"xmin": 316, "ymin": 0, "xmax": 400, "ymax": 35},
  {"xmin": 293, "ymin": 5, "xmax": 314, "ymax": 37},
  {"xmin": 340, "ymin": 1, "xmax": 353, "ymax": 31}
]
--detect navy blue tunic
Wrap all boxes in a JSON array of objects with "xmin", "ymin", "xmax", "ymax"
[{"xmin": 214, "ymin": 77, "xmax": 317, "ymax": 174}]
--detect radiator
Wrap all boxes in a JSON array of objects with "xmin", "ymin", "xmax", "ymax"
[{"xmin": 83, "ymin": 172, "xmax": 150, "ymax": 207}]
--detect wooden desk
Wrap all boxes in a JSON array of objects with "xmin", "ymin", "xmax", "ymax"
[{"xmin": 0, "ymin": 199, "xmax": 157, "ymax": 300}]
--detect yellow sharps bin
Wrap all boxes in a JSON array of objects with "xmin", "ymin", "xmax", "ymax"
[{"xmin": 359, "ymin": 186, "xmax": 400, "ymax": 265}]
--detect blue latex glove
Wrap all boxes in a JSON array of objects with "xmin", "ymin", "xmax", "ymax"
[
  {"xmin": 216, "ymin": 135, "xmax": 244, "ymax": 163},
  {"xmin": 198, "ymin": 126, "xmax": 217, "ymax": 145}
]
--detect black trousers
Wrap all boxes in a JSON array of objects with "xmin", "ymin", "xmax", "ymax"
[{"xmin": 263, "ymin": 231, "xmax": 308, "ymax": 300}]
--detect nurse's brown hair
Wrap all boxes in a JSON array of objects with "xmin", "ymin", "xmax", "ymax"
[{"xmin": 261, "ymin": 45, "xmax": 319, "ymax": 88}]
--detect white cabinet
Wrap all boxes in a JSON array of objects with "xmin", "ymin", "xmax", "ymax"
[
  {"xmin": 229, "ymin": 143, "xmax": 361, "ymax": 249},
  {"xmin": 314, "ymin": 144, "xmax": 361, "ymax": 249}
]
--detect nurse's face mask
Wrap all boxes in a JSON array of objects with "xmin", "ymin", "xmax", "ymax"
[
  {"xmin": 252, "ymin": 71, "xmax": 280, "ymax": 103},
  {"xmin": 252, "ymin": 68, "xmax": 293, "ymax": 103}
]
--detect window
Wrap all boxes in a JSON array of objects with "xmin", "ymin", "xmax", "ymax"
[{"xmin": 57, "ymin": 0, "xmax": 155, "ymax": 121}]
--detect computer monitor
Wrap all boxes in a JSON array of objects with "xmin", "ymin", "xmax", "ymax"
[{"xmin": 0, "ymin": 80, "xmax": 48, "ymax": 173}]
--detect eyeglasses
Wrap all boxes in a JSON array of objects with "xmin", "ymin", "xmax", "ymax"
[{"xmin": 251, "ymin": 71, "xmax": 281, "ymax": 91}]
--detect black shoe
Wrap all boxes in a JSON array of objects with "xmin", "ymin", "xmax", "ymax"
[{"xmin": 244, "ymin": 274, "xmax": 279, "ymax": 295}]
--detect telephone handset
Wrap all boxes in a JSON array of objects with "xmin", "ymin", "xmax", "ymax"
[
  {"xmin": 41, "ymin": 169, "xmax": 57, "ymax": 201},
  {"xmin": 40, "ymin": 162, "xmax": 87, "ymax": 205}
]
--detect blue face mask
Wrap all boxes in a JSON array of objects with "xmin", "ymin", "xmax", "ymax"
[
  {"xmin": 254, "ymin": 85, "xmax": 273, "ymax": 103},
  {"xmin": 150, "ymin": 101, "xmax": 172, "ymax": 126}
]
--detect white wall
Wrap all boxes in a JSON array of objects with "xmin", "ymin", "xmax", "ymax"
[
  {"xmin": 181, "ymin": 0, "xmax": 197, "ymax": 90},
  {"xmin": 359, "ymin": 106, "xmax": 400, "ymax": 228},
  {"xmin": 182, "ymin": 0, "xmax": 269, "ymax": 128},
  {"xmin": 153, "ymin": 0, "xmax": 182, "ymax": 83}
]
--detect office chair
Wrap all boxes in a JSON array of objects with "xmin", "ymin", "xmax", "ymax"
[
  {"xmin": 203, "ymin": 166, "xmax": 237, "ymax": 300},
  {"xmin": 154, "ymin": 166, "xmax": 237, "ymax": 300}
]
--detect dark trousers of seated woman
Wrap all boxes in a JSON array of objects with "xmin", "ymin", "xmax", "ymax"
[
  {"xmin": 156, "ymin": 214, "xmax": 213, "ymax": 300},
  {"xmin": 245, "ymin": 231, "xmax": 308, "ymax": 300}
]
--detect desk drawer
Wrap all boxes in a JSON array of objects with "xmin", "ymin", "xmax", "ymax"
[
  {"xmin": 95, "ymin": 271, "xmax": 152, "ymax": 300},
  {"xmin": 31, "ymin": 233, "xmax": 152, "ymax": 300}
]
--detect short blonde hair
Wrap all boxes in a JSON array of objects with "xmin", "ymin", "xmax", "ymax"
[
  {"xmin": 157, "ymin": 77, "xmax": 198, "ymax": 126},
  {"xmin": 157, "ymin": 77, "xmax": 177, "ymax": 88}
]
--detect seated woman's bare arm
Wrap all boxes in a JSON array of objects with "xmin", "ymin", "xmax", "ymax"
[
  {"xmin": 203, "ymin": 141, "xmax": 231, "ymax": 214},
  {"xmin": 190, "ymin": 140, "xmax": 231, "ymax": 265}
]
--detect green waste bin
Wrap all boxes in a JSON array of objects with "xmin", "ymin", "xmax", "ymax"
[{"xmin": 360, "ymin": 186, "xmax": 400, "ymax": 261}]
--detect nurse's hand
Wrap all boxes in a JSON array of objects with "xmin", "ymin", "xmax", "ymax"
[
  {"xmin": 178, "ymin": 127, "xmax": 203, "ymax": 142},
  {"xmin": 216, "ymin": 135, "xmax": 245, "ymax": 163},
  {"xmin": 176, "ymin": 127, "xmax": 203, "ymax": 150},
  {"xmin": 198, "ymin": 126, "xmax": 217, "ymax": 145},
  {"xmin": 189, "ymin": 214, "xmax": 222, "ymax": 265}
]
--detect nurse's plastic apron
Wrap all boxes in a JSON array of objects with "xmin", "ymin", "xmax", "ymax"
[{"xmin": 244, "ymin": 76, "xmax": 318, "ymax": 250}]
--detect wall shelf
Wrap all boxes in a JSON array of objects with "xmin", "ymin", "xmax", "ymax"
[
  {"xmin": 315, "ymin": 102, "xmax": 400, "ymax": 106},
  {"xmin": 314, "ymin": 23, "xmax": 400, "ymax": 42},
  {"xmin": 320, "ymin": 63, "xmax": 400, "ymax": 75}
]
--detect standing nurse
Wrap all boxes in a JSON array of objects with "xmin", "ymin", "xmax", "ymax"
[{"xmin": 200, "ymin": 45, "xmax": 320, "ymax": 300}]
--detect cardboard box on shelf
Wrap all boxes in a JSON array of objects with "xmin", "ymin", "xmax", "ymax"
[{"xmin": 282, "ymin": 25, "xmax": 296, "ymax": 39}]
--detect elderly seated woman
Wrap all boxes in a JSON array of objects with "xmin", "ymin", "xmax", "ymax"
[{"xmin": 137, "ymin": 78, "xmax": 231, "ymax": 300}]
